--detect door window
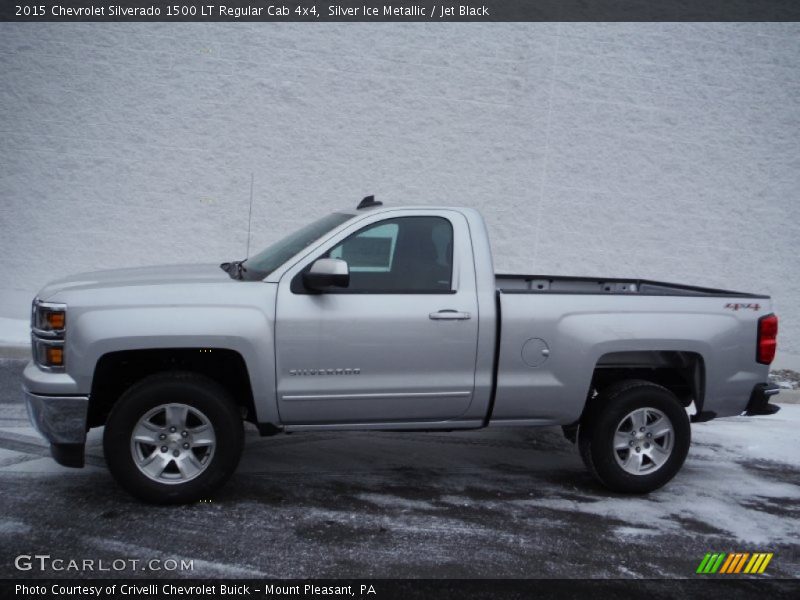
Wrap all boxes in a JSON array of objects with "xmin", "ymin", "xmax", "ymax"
[
  {"xmin": 330, "ymin": 223, "xmax": 399, "ymax": 272},
  {"xmin": 325, "ymin": 217, "xmax": 453, "ymax": 293}
]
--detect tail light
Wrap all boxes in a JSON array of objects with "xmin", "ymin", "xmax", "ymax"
[{"xmin": 757, "ymin": 314, "xmax": 778, "ymax": 365}]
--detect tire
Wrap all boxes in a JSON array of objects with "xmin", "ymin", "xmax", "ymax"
[
  {"xmin": 103, "ymin": 372, "xmax": 244, "ymax": 504},
  {"xmin": 578, "ymin": 380, "xmax": 690, "ymax": 494}
]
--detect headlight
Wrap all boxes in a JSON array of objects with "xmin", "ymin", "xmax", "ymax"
[
  {"xmin": 31, "ymin": 298, "xmax": 67, "ymax": 370},
  {"xmin": 32, "ymin": 300, "xmax": 66, "ymax": 335}
]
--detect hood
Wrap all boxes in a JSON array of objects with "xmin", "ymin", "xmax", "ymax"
[{"xmin": 37, "ymin": 264, "xmax": 234, "ymax": 300}]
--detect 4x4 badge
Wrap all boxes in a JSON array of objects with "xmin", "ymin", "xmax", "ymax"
[{"xmin": 725, "ymin": 303, "xmax": 760, "ymax": 311}]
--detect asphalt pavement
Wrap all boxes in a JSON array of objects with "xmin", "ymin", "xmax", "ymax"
[{"xmin": 1, "ymin": 358, "xmax": 798, "ymax": 580}]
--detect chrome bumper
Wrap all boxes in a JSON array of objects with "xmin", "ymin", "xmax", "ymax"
[{"xmin": 24, "ymin": 387, "xmax": 89, "ymax": 467}]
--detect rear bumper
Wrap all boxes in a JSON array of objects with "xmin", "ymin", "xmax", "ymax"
[
  {"xmin": 745, "ymin": 383, "xmax": 781, "ymax": 416},
  {"xmin": 23, "ymin": 387, "xmax": 88, "ymax": 467}
]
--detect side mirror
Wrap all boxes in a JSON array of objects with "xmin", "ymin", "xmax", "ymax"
[{"xmin": 303, "ymin": 258, "xmax": 350, "ymax": 291}]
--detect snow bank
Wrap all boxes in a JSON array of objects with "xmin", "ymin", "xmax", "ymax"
[{"xmin": 0, "ymin": 318, "xmax": 29, "ymax": 347}]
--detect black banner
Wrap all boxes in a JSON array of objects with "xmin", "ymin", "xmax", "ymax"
[
  {"xmin": 2, "ymin": 579, "xmax": 800, "ymax": 600},
  {"xmin": 2, "ymin": 0, "xmax": 800, "ymax": 22}
]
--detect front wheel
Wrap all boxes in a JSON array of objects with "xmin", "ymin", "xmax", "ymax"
[
  {"xmin": 578, "ymin": 380, "xmax": 690, "ymax": 494},
  {"xmin": 103, "ymin": 372, "xmax": 244, "ymax": 504}
]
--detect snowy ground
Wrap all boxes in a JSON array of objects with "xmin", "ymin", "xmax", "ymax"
[
  {"xmin": 771, "ymin": 369, "xmax": 800, "ymax": 391},
  {"xmin": 0, "ymin": 359, "xmax": 798, "ymax": 579}
]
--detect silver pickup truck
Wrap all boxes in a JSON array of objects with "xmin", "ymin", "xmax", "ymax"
[{"xmin": 23, "ymin": 197, "xmax": 781, "ymax": 503}]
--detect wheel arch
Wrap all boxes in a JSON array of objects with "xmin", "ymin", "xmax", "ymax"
[
  {"xmin": 89, "ymin": 348, "xmax": 256, "ymax": 428},
  {"xmin": 586, "ymin": 350, "xmax": 706, "ymax": 416}
]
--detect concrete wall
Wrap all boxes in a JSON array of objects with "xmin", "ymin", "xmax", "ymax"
[{"xmin": 1, "ymin": 23, "xmax": 799, "ymax": 359}]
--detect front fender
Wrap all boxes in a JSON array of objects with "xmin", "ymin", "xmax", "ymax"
[{"xmin": 65, "ymin": 305, "xmax": 278, "ymax": 425}]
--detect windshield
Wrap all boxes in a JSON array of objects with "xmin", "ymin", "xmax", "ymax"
[{"xmin": 242, "ymin": 212, "xmax": 353, "ymax": 279}]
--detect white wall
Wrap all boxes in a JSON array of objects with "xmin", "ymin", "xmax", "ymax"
[{"xmin": 1, "ymin": 23, "xmax": 799, "ymax": 359}]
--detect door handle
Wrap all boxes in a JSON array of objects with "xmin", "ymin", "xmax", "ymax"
[{"xmin": 429, "ymin": 310, "xmax": 471, "ymax": 320}]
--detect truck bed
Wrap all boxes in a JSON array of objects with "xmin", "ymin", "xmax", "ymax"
[
  {"xmin": 495, "ymin": 274, "xmax": 768, "ymax": 298},
  {"xmin": 490, "ymin": 276, "xmax": 772, "ymax": 427}
]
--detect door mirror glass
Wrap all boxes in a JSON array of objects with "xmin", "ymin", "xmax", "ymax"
[{"xmin": 303, "ymin": 258, "xmax": 350, "ymax": 291}]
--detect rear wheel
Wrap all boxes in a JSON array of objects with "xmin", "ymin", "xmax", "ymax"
[
  {"xmin": 103, "ymin": 372, "xmax": 244, "ymax": 504},
  {"xmin": 579, "ymin": 380, "xmax": 690, "ymax": 493}
]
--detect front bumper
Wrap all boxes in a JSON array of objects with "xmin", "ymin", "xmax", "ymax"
[{"xmin": 24, "ymin": 387, "xmax": 89, "ymax": 467}]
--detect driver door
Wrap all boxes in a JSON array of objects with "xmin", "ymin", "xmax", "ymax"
[{"xmin": 274, "ymin": 211, "xmax": 479, "ymax": 425}]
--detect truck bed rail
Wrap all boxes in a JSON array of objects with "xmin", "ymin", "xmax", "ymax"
[{"xmin": 495, "ymin": 274, "xmax": 768, "ymax": 298}]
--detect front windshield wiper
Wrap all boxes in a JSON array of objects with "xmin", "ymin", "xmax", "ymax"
[{"xmin": 220, "ymin": 260, "xmax": 247, "ymax": 280}]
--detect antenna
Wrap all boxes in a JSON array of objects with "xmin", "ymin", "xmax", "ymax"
[
  {"xmin": 246, "ymin": 172, "xmax": 254, "ymax": 257},
  {"xmin": 357, "ymin": 195, "xmax": 382, "ymax": 210}
]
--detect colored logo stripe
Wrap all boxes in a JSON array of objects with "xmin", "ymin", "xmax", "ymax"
[
  {"xmin": 735, "ymin": 553, "xmax": 749, "ymax": 573},
  {"xmin": 719, "ymin": 554, "xmax": 736, "ymax": 573},
  {"xmin": 758, "ymin": 554, "xmax": 774, "ymax": 573},
  {"xmin": 697, "ymin": 552, "xmax": 773, "ymax": 574},
  {"xmin": 720, "ymin": 553, "xmax": 748, "ymax": 573},
  {"xmin": 697, "ymin": 553, "xmax": 726, "ymax": 573},
  {"xmin": 744, "ymin": 553, "xmax": 774, "ymax": 574},
  {"xmin": 696, "ymin": 553, "xmax": 713, "ymax": 573}
]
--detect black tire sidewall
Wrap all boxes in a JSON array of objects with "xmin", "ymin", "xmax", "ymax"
[
  {"xmin": 103, "ymin": 373, "xmax": 244, "ymax": 504},
  {"xmin": 585, "ymin": 383, "xmax": 690, "ymax": 494}
]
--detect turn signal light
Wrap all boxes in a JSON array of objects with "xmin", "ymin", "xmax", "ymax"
[
  {"xmin": 32, "ymin": 338, "xmax": 65, "ymax": 370},
  {"xmin": 757, "ymin": 314, "xmax": 778, "ymax": 365},
  {"xmin": 46, "ymin": 346, "xmax": 64, "ymax": 366}
]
